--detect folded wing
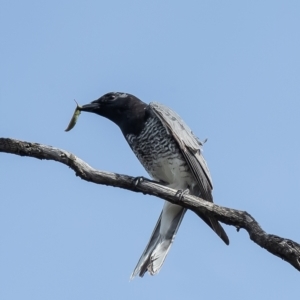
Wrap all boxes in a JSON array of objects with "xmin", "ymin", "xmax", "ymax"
[{"xmin": 149, "ymin": 102, "xmax": 229, "ymax": 245}]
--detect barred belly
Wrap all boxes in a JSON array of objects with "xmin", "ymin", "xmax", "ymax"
[{"xmin": 126, "ymin": 117, "xmax": 195, "ymax": 189}]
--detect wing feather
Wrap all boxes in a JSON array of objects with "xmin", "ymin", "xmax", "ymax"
[
  {"xmin": 149, "ymin": 102, "xmax": 229, "ymax": 245},
  {"xmin": 149, "ymin": 102, "xmax": 213, "ymax": 200}
]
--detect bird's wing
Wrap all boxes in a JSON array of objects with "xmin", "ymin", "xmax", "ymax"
[
  {"xmin": 149, "ymin": 102, "xmax": 229, "ymax": 245},
  {"xmin": 149, "ymin": 102, "xmax": 213, "ymax": 202}
]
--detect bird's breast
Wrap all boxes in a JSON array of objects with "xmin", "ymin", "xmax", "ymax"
[{"xmin": 126, "ymin": 117, "xmax": 195, "ymax": 189}]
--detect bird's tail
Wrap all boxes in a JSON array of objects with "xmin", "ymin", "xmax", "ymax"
[
  {"xmin": 130, "ymin": 205, "xmax": 186, "ymax": 279},
  {"xmin": 195, "ymin": 211, "xmax": 230, "ymax": 245}
]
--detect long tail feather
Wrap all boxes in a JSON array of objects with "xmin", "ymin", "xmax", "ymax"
[
  {"xmin": 131, "ymin": 204, "xmax": 186, "ymax": 279},
  {"xmin": 195, "ymin": 211, "xmax": 229, "ymax": 245}
]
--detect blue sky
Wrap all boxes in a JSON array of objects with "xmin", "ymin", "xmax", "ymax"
[{"xmin": 1, "ymin": 1, "xmax": 300, "ymax": 299}]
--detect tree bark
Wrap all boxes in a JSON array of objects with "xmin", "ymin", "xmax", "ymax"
[{"xmin": 1, "ymin": 137, "xmax": 300, "ymax": 272}]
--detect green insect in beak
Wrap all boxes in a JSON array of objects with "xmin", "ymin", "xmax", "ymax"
[{"xmin": 65, "ymin": 100, "xmax": 82, "ymax": 132}]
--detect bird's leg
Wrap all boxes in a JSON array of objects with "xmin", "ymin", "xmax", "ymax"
[{"xmin": 175, "ymin": 188, "xmax": 190, "ymax": 201}]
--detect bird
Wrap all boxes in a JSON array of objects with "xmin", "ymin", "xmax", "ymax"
[{"xmin": 79, "ymin": 92, "xmax": 229, "ymax": 278}]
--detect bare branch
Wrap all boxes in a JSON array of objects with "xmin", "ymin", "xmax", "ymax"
[{"xmin": 1, "ymin": 137, "xmax": 300, "ymax": 271}]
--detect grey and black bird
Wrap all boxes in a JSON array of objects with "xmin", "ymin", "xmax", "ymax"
[{"xmin": 80, "ymin": 92, "xmax": 229, "ymax": 278}]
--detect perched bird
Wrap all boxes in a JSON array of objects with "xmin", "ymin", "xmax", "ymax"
[{"xmin": 80, "ymin": 92, "xmax": 229, "ymax": 278}]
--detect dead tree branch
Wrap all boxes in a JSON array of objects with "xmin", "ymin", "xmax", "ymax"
[{"xmin": 1, "ymin": 137, "xmax": 300, "ymax": 271}]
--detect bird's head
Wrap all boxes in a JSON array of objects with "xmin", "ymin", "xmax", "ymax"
[{"xmin": 80, "ymin": 92, "xmax": 148, "ymax": 134}]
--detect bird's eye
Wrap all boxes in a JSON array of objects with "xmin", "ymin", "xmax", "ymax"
[{"xmin": 108, "ymin": 94, "xmax": 116, "ymax": 101}]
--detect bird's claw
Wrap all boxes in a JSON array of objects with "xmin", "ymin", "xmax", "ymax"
[
  {"xmin": 132, "ymin": 176, "xmax": 145, "ymax": 186},
  {"xmin": 132, "ymin": 176, "xmax": 166, "ymax": 187},
  {"xmin": 175, "ymin": 188, "xmax": 189, "ymax": 201}
]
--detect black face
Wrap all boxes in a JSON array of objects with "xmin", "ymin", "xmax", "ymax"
[
  {"xmin": 81, "ymin": 92, "xmax": 130, "ymax": 113},
  {"xmin": 80, "ymin": 92, "xmax": 148, "ymax": 135}
]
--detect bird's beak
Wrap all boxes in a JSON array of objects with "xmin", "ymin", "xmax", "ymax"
[{"xmin": 80, "ymin": 102, "xmax": 100, "ymax": 112}]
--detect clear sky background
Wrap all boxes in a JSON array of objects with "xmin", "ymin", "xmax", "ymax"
[{"xmin": 1, "ymin": 1, "xmax": 300, "ymax": 299}]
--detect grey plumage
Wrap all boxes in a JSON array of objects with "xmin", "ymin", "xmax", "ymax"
[
  {"xmin": 79, "ymin": 92, "xmax": 229, "ymax": 279},
  {"xmin": 128, "ymin": 102, "xmax": 229, "ymax": 278}
]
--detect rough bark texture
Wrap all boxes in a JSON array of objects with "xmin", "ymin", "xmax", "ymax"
[{"xmin": 1, "ymin": 137, "xmax": 300, "ymax": 271}]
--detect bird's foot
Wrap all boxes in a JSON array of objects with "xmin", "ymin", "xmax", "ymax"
[
  {"xmin": 132, "ymin": 176, "xmax": 148, "ymax": 186},
  {"xmin": 132, "ymin": 176, "xmax": 164, "ymax": 186},
  {"xmin": 175, "ymin": 188, "xmax": 189, "ymax": 201}
]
